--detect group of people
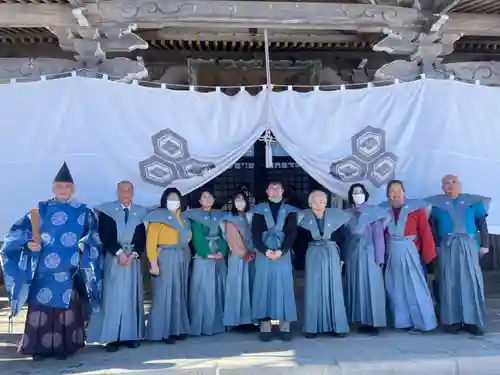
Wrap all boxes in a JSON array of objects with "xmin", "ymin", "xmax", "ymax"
[{"xmin": 0, "ymin": 162, "xmax": 491, "ymax": 362}]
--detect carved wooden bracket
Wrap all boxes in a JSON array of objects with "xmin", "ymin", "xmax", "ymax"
[
  {"xmin": 0, "ymin": 57, "xmax": 148, "ymax": 83},
  {"xmin": 373, "ymin": 11, "xmax": 464, "ymax": 80},
  {"xmin": 375, "ymin": 60, "xmax": 500, "ymax": 84}
]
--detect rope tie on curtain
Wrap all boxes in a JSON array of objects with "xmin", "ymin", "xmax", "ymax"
[{"xmin": 258, "ymin": 129, "xmax": 276, "ymax": 169}]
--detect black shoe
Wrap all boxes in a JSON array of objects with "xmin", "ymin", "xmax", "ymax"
[
  {"xmin": 443, "ymin": 323, "xmax": 462, "ymax": 334},
  {"xmin": 332, "ymin": 332, "xmax": 347, "ymax": 338},
  {"xmin": 463, "ymin": 324, "xmax": 484, "ymax": 336},
  {"xmin": 304, "ymin": 333, "xmax": 317, "ymax": 339},
  {"xmin": 280, "ymin": 331, "xmax": 292, "ymax": 342},
  {"xmin": 32, "ymin": 354, "xmax": 44, "ymax": 361},
  {"xmin": 106, "ymin": 342, "xmax": 120, "ymax": 352},
  {"xmin": 163, "ymin": 337, "xmax": 176, "ymax": 345},
  {"xmin": 56, "ymin": 354, "xmax": 68, "ymax": 360},
  {"xmin": 124, "ymin": 341, "xmax": 140, "ymax": 349},
  {"xmin": 259, "ymin": 332, "xmax": 273, "ymax": 342},
  {"xmin": 358, "ymin": 326, "xmax": 379, "ymax": 336},
  {"xmin": 174, "ymin": 334, "xmax": 188, "ymax": 341}
]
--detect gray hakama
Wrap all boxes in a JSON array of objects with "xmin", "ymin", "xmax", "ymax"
[
  {"xmin": 88, "ymin": 202, "xmax": 149, "ymax": 344},
  {"xmin": 426, "ymin": 194, "xmax": 489, "ymax": 328},
  {"xmin": 185, "ymin": 209, "xmax": 227, "ymax": 336},
  {"xmin": 383, "ymin": 199, "xmax": 437, "ymax": 331},
  {"xmin": 299, "ymin": 208, "xmax": 352, "ymax": 334},
  {"xmin": 344, "ymin": 205, "xmax": 388, "ymax": 328},
  {"xmin": 221, "ymin": 213, "xmax": 255, "ymax": 327},
  {"xmin": 144, "ymin": 209, "xmax": 192, "ymax": 341},
  {"xmin": 251, "ymin": 203, "xmax": 297, "ymax": 323}
]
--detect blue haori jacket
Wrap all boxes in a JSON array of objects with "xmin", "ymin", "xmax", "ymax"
[{"xmin": 0, "ymin": 199, "xmax": 103, "ymax": 317}]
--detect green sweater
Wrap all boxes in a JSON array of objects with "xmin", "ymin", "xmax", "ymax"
[{"xmin": 190, "ymin": 220, "xmax": 228, "ymax": 258}]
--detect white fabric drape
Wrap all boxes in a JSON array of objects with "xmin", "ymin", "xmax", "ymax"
[
  {"xmin": 1, "ymin": 77, "xmax": 500, "ymax": 234},
  {"xmin": 270, "ymin": 79, "xmax": 500, "ymax": 233},
  {"xmin": 0, "ymin": 77, "xmax": 266, "ymax": 235}
]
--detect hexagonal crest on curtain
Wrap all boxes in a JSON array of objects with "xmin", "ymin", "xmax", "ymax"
[
  {"xmin": 139, "ymin": 128, "xmax": 216, "ymax": 188},
  {"xmin": 351, "ymin": 126, "xmax": 385, "ymax": 163},
  {"xmin": 329, "ymin": 125, "xmax": 398, "ymax": 188}
]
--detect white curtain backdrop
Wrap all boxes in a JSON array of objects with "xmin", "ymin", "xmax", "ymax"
[
  {"xmin": 270, "ymin": 79, "xmax": 500, "ymax": 233},
  {"xmin": 1, "ymin": 76, "xmax": 500, "ymax": 235},
  {"xmin": 0, "ymin": 76, "xmax": 267, "ymax": 234}
]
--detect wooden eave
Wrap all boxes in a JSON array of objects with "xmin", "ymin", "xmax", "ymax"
[{"xmin": 450, "ymin": 0, "xmax": 500, "ymax": 14}]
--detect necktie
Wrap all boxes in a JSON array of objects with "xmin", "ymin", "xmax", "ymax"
[{"xmin": 124, "ymin": 207, "xmax": 129, "ymax": 224}]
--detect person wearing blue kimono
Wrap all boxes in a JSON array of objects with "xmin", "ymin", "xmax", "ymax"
[
  {"xmin": 251, "ymin": 181, "xmax": 298, "ymax": 342},
  {"xmin": 382, "ymin": 180, "xmax": 437, "ymax": 333},
  {"xmin": 298, "ymin": 190, "xmax": 352, "ymax": 338},
  {"xmin": 343, "ymin": 184, "xmax": 388, "ymax": 335},
  {"xmin": 0, "ymin": 162, "xmax": 102, "ymax": 360},
  {"xmin": 145, "ymin": 188, "xmax": 192, "ymax": 344},
  {"xmin": 87, "ymin": 181, "xmax": 148, "ymax": 351},
  {"xmin": 185, "ymin": 187, "xmax": 228, "ymax": 336},
  {"xmin": 221, "ymin": 192, "xmax": 255, "ymax": 329},
  {"xmin": 426, "ymin": 174, "xmax": 490, "ymax": 336}
]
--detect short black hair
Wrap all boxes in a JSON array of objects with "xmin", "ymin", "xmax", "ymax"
[
  {"xmin": 267, "ymin": 180, "xmax": 284, "ymax": 189},
  {"xmin": 160, "ymin": 187, "xmax": 186, "ymax": 210},
  {"xmin": 230, "ymin": 191, "xmax": 250, "ymax": 215},
  {"xmin": 347, "ymin": 183, "xmax": 370, "ymax": 206},
  {"xmin": 386, "ymin": 179, "xmax": 405, "ymax": 197}
]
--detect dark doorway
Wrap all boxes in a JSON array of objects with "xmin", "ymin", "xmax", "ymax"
[{"xmin": 186, "ymin": 134, "xmax": 328, "ymax": 270}]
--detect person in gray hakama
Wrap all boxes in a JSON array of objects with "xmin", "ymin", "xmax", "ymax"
[
  {"xmin": 426, "ymin": 174, "xmax": 490, "ymax": 336},
  {"xmin": 298, "ymin": 190, "xmax": 352, "ymax": 338},
  {"xmin": 145, "ymin": 188, "xmax": 192, "ymax": 344},
  {"xmin": 343, "ymin": 183, "xmax": 388, "ymax": 335},
  {"xmin": 185, "ymin": 188, "xmax": 228, "ymax": 336},
  {"xmin": 221, "ymin": 192, "xmax": 256, "ymax": 328},
  {"xmin": 251, "ymin": 181, "xmax": 298, "ymax": 342},
  {"xmin": 383, "ymin": 180, "xmax": 437, "ymax": 333},
  {"xmin": 88, "ymin": 181, "xmax": 148, "ymax": 352}
]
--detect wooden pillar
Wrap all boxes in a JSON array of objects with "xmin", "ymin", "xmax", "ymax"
[{"xmin": 254, "ymin": 135, "xmax": 267, "ymax": 203}]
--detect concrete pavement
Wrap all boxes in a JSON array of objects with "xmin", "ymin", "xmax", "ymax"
[{"xmin": 0, "ymin": 272, "xmax": 500, "ymax": 375}]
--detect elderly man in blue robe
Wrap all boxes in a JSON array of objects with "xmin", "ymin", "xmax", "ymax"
[
  {"xmin": 0, "ymin": 162, "xmax": 102, "ymax": 361},
  {"xmin": 88, "ymin": 181, "xmax": 148, "ymax": 351},
  {"xmin": 426, "ymin": 174, "xmax": 490, "ymax": 336}
]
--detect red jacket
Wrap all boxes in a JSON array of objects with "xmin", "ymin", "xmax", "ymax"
[{"xmin": 389, "ymin": 207, "xmax": 437, "ymax": 264}]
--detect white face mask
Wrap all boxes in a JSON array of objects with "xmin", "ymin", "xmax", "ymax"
[
  {"xmin": 234, "ymin": 201, "xmax": 246, "ymax": 211},
  {"xmin": 166, "ymin": 200, "xmax": 180, "ymax": 211},
  {"xmin": 352, "ymin": 193, "xmax": 366, "ymax": 205}
]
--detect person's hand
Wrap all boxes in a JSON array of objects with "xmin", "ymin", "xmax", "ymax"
[
  {"xmin": 118, "ymin": 252, "xmax": 129, "ymax": 266},
  {"xmin": 150, "ymin": 262, "xmax": 160, "ymax": 276},
  {"xmin": 27, "ymin": 241, "xmax": 41, "ymax": 252},
  {"xmin": 265, "ymin": 250, "xmax": 275, "ymax": 259},
  {"xmin": 214, "ymin": 252, "xmax": 224, "ymax": 260},
  {"xmin": 480, "ymin": 247, "xmax": 489, "ymax": 258},
  {"xmin": 272, "ymin": 250, "xmax": 283, "ymax": 260},
  {"xmin": 244, "ymin": 252, "xmax": 255, "ymax": 263},
  {"xmin": 125, "ymin": 254, "xmax": 134, "ymax": 266}
]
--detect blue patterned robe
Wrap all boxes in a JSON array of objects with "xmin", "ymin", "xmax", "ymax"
[{"xmin": 0, "ymin": 199, "xmax": 102, "ymax": 318}]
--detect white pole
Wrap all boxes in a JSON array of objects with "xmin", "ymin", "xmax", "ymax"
[
  {"xmin": 263, "ymin": 27, "xmax": 273, "ymax": 168},
  {"xmin": 264, "ymin": 28, "xmax": 271, "ymax": 88}
]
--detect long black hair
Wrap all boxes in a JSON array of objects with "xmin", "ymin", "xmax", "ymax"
[
  {"xmin": 230, "ymin": 191, "xmax": 250, "ymax": 215},
  {"xmin": 160, "ymin": 187, "xmax": 185, "ymax": 210},
  {"xmin": 347, "ymin": 183, "xmax": 370, "ymax": 206}
]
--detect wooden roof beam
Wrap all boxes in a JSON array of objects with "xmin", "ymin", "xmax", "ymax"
[{"xmin": 0, "ymin": 1, "xmax": 499, "ymax": 37}]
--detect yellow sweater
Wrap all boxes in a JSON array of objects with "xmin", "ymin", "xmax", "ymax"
[{"xmin": 146, "ymin": 211, "xmax": 184, "ymax": 262}]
